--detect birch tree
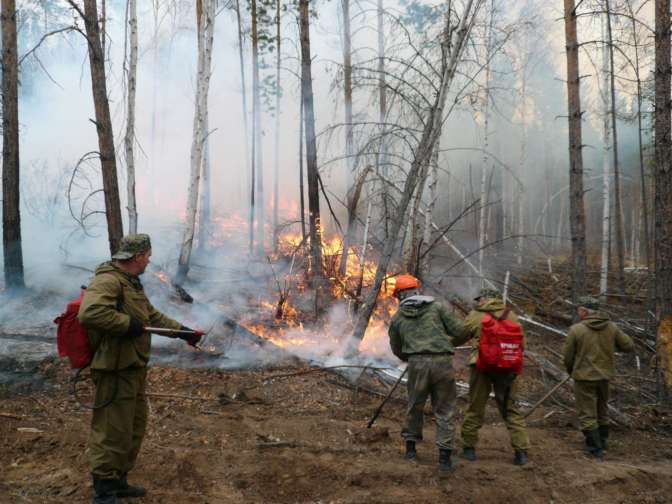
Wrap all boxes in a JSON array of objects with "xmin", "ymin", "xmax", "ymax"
[
  {"xmin": 124, "ymin": 0, "xmax": 139, "ymax": 234},
  {"xmin": 272, "ymin": 0, "xmax": 282, "ymax": 251},
  {"xmin": 599, "ymin": 13, "xmax": 610, "ymax": 299},
  {"xmin": 251, "ymin": 0, "xmax": 265, "ymax": 254},
  {"xmin": 2, "ymin": 0, "xmax": 25, "ymax": 289},
  {"xmin": 176, "ymin": 0, "xmax": 215, "ymax": 283}
]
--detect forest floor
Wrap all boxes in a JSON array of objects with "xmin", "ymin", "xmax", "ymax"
[{"xmin": 1, "ymin": 354, "xmax": 672, "ymax": 504}]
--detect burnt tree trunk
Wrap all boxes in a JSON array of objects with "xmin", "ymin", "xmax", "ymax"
[
  {"xmin": 251, "ymin": 0, "xmax": 265, "ymax": 254},
  {"xmin": 563, "ymin": 0, "xmax": 587, "ymax": 302},
  {"xmin": 1, "ymin": 0, "xmax": 25, "ymax": 289},
  {"xmin": 655, "ymin": 0, "xmax": 672, "ymax": 320},
  {"xmin": 299, "ymin": 0, "xmax": 324, "ymax": 277},
  {"xmin": 77, "ymin": 0, "xmax": 124, "ymax": 255}
]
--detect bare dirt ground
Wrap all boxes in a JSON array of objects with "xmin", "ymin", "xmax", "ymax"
[{"xmin": 1, "ymin": 356, "xmax": 672, "ymax": 504}]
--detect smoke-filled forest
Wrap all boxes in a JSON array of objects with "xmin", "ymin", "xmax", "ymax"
[{"xmin": 2, "ymin": 0, "xmax": 672, "ymax": 502}]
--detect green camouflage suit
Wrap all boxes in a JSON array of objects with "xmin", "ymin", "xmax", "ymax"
[
  {"xmin": 388, "ymin": 296, "xmax": 465, "ymax": 449},
  {"xmin": 457, "ymin": 299, "xmax": 530, "ymax": 451},
  {"xmin": 79, "ymin": 260, "xmax": 182, "ymax": 480},
  {"xmin": 563, "ymin": 313, "xmax": 634, "ymax": 431}
]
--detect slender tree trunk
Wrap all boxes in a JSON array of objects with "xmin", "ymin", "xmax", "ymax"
[
  {"xmin": 494, "ymin": 164, "xmax": 503, "ymax": 251},
  {"xmin": 377, "ymin": 0, "xmax": 389, "ymax": 240},
  {"xmin": 350, "ymin": 0, "xmax": 482, "ymax": 346},
  {"xmin": 423, "ymin": 145, "xmax": 440, "ymax": 274},
  {"xmin": 124, "ymin": 0, "xmax": 139, "ymax": 234},
  {"xmin": 478, "ymin": 0, "xmax": 493, "ymax": 277},
  {"xmin": 272, "ymin": 0, "xmax": 282, "ymax": 251},
  {"xmin": 654, "ymin": 0, "xmax": 672, "ymax": 319},
  {"xmin": 299, "ymin": 88, "xmax": 306, "ymax": 241},
  {"xmin": 299, "ymin": 0, "xmax": 324, "ymax": 277},
  {"xmin": 176, "ymin": 0, "xmax": 215, "ymax": 282},
  {"xmin": 605, "ymin": 0, "xmax": 625, "ymax": 294},
  {"xmin": 72, "ymin": 0, "xmax": 124, "ymax": 255},
  {"xmin": 563, "ymin": 0, "xmax": 587, "ymax": 302},
  {"xmin": 198, "ymin": 112, "xmax": 211, "ymax": 250},
  {"xmin": 1, "ymin": 0, "xmax": 25, "ymax": 289},
  {"xmin": 234, "ymin": 0, "xmax": 253, "ymax": 251},
  {"xmin": 517, "ymin": 73, "xmax": 527, "ymax": 267},
  {"xmin": 252, "ymin": 0, "xmax": 265, "ymax": 254},
  {"xmin": 339, "ymin": 0, "xmax": 357, "ymax": 275},
  {"xmin": 600, "ymin": 14, "xmax": 611, "ymax": 299}
]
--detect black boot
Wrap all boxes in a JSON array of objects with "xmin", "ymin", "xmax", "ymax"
[
  {"xmin": 582, "ymin": 429, "xmax": 603, "ymax": 458},
  {"xmin": 599, "ymin": 425, "xmax": 609, "ymax": 450},
  {"xmin": 438, "ymin": 449, "xmax": 453, "ymax": 473},
  {"xmin": 513, "ymin": 449, "xmax": 528, "ymax": 466},
  {"xmin": 404, "ymin": 440, "xmax": 417, "ymax": 460},
  {"xmin": 92, "ymin": 477, "xmax": 119, "ymax": 504},
  {"xmin": 117, "ymin": 473, "xmax": 147, "ymax": 498},
  {"xmin": 460, "ymin": 447, "xmax": 476, "ymax": 461}
]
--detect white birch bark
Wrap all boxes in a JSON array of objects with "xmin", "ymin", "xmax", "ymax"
[
  {"xmin": 599, "ymin": 15, "xmax": 611, "ymax": 299},
  {"xmin": 177, "ymin": 0, "xmax": 215, "ymax": 282},
  {"xmin": 124, "ymin": 0, "xmax": 138, "ymax": 234}
]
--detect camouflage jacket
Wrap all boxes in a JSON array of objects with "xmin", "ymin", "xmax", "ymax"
[
  {"xmin": 388, "ymin": 295, "xmax": 465, "ymax": 361},
  {"xmin": 459, "ymin": 299, "xmax": 525, "ymax": 366},
  {"xmin": 563, "ymin": 313, "xmax": 634, "ymax": 381},
  {"xmin": 78, "ymin": 262, "xmax": 182, "ymax": 370}
]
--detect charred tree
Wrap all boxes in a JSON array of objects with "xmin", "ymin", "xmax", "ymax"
[
  {"xmin": 1, "ymin": 0, "xmax": 25, "ymax": 289},
  {"xmin": 655, "ymin": 0, "xmax": 672, "ymax": 320},
  {"xmin": 299, "ymin": 0, "xmax": 324, "ymax": 277},
  {"xmin": 350, "ymin": 0, "xmax": 483, "ymax": 347},
  {"xmin": 124, "ymin": 0, "xmax": 139, "ymax": 234},
  {"xmin": 563, "ymin": 0, "xmax": 587, "ymax": 302},
  {"xmin": 198, "ymin": 0, "xmax": 212, "ymax": 251},
  {"xmin": 69, "ymin": 0, "xmax": 124, "ymax": 255}
]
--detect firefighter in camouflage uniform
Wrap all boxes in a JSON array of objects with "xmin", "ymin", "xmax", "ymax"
[
  {"xmin": 78, "ymin": 234, "xmax": 203, "ymax": 504},
  {"xmin": 388, "ymin": 274, "xmax": 466, "ymax": 473},
  {"xmin": 563, "ymin": 296, "xmax": 634, "ymax": 458},
  {"xmin": 458, "ymin": 288, "xmax": 531, "ymax": 466}
]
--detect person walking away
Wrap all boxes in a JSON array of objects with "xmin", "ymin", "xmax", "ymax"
[
  {"xmin": 78, "ymin": 234, "xmax": 204, "ymax": 503},
  {"xmin": 563, "ymin": 296, "xmax": 634, "ymax": 458},
  {"xmin": 388, "ymin": 274, "xmax": 466, "ymax": 473},
  {"xmin": 458, "ymin": 288, "xmax": 530, "ymax": 466}
]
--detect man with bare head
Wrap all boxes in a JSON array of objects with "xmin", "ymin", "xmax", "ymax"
[
  {"xmin": 563, "ymin": 296, "xmax": 634, "ymax": 458},
  {"xmin": 388, "ymin": 274, "xmax": 466, "ymax": 473},
  {"xmin": 79, "ymin": 234, "xmax": 203, "ymax": 503}
]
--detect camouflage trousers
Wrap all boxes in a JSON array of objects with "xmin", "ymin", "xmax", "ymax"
[
  {"xmin": 574, "ymin": 379, "xmax": 610, "ymax": 431},
  {"xmin": 402, "ymin": 354, "xmax": 457, "ymax": 450},
  {"xmin": 89, "ymin": 367, "xmax": 148, "ymax": 479},
  {"xmin": 460, "ymin": 366, "xmax": 530, "ymax": 450}
]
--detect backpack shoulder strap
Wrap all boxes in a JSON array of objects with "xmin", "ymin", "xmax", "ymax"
[{"xmin": 495, "ymin": 307, "xmax": 512, "ymax": 322}]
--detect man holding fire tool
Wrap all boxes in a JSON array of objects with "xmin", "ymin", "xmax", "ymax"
[{"xmin": 78, "ymin": 234, "xmax": 204, "ymax": 504}]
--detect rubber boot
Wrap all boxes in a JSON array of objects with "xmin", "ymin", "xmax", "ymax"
[
  {"xmin": 92, "ymin": 477, "xmax": 119, "ymax": 504},
  {"xmin": 513, "ymin": 449, "xmax": 528, "ymax": 466},
  {"xmin": 460, "ymin": 447, "xmax": 476, "ymax": 461},
  {"xmin": 582, "ymin": 429, "xmax": 603, "ymax": 458},
  {"xmin": 117, "ymin": 473, "xmax": 147, "ymax": 498},
  {"xmin": 438, "ymin": 449, "xmax": 453, "ymax": 473},
  {"xmin": 404, "ymin": 440, "xmax": 417, "ymax": 460},
  {"xmin": 598, "ymin": 425, "xmax": 609, "ymax": 450}
]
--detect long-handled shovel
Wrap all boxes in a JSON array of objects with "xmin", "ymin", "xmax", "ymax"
[{"xmin": 367, "ymin": 367, "xmax": 408, "ymax": 428}]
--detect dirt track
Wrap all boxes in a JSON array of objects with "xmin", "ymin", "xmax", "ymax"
[{"xmin": 1, "ymin": 359, "xmax": 671, "ymax": 504}]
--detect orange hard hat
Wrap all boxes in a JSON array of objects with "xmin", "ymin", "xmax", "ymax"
[{"xmin": 393, "ymin": 274, "xmax": 420, "ymax": 296}]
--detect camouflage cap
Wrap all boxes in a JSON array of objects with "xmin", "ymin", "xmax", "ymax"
[
  {"xmin": 577, "ymin": 296, "xmax": 600, "ymax": 310},
  {"xmin": 111, "ymin": 233, "xmax": 152, "ymax": 260},
  {"xmin": 474, "ymin": 287, "xmax": 502, "ymax": 301}
]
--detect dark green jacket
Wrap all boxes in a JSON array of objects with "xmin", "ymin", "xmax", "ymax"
[
  {"xmin": 78, "ymin": 262, "xmax": 182, "ymax": 370},
  {"xmin": 563, "ymin": 313, "xmax": 634, "ymax": 381},
  {"xmin": 388, "ymin": 295, "xmax": 465, "ymax": 361},
  {"xmin": 460, "ymin": 299, "xmax": 524, "ymax": 366}
]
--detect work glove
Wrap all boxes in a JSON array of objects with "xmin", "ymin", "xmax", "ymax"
[
  {"xmin": 126, "ymin": 317, "xmax": 145, "ymax": 339},
  {"xmin": 179, "ymin": 325, "xmax": 204, "ymax": 347}
]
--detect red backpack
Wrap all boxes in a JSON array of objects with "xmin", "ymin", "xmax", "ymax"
[
  {"xmin": 476, "ymin": 308, "xmax": 524, "ymax": 375},
  {"xmin": 54, "ymin": 287, "xmax": 93, "ymax": 369}
]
